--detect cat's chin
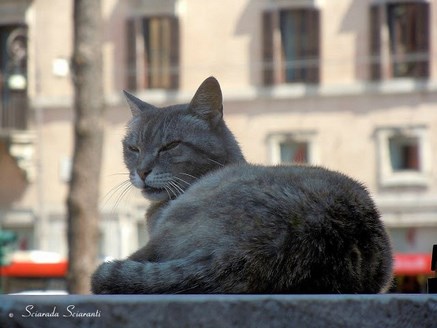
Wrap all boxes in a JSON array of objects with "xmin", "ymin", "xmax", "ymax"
[{"xmin": 141, "ymin": 187, "xmax": 170, "ymax": 202}]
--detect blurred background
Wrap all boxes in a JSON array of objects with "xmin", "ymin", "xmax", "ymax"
[{"xmin": 0, "ymin": 0, "xmax": 436, "ymax": 293}]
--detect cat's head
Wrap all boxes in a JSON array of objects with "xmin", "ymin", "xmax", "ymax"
[{"xmin": 122, "ymin": 76, "xmax": 245, "ymax": 202}]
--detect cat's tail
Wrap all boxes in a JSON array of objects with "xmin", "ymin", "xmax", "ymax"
[{"xmin": 91, "ymin": 250, "xmax": 217, "ymax": 294}]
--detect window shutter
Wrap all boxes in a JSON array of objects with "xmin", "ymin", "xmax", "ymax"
[
  {"xmin": 262, "ymin": 11, "xmax": 274, "ymax": 86},
  {"xmin": 126, "ymin": 18, "xmax": 137, "ymax": 90},
  {"xmin": 416, "ymin": 2, "xmax": 429, "ymax": 78},
  {"xmin": 406, "ymin": 143, "xmax": 420, "ymax": 170},
  {"xmin": 369, "ymin": 5, "xmax": 381, "ymax": 80},
  {"xmin": 168, "ymin": 16, "xmax": 179, "ymax": 89},
  {"xmin": 306, "ymin": 9, "xmax": 320, "ymax": 84}
]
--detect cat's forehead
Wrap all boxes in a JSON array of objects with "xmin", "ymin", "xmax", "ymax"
[
  {"xmin": 128, "ymin": 104, "xmax": 208, "ymax": 134},
  {"xmin": 126, "ymin": 114, "xmax": 167, "ymax": 140},
  {"xmin": 125, "ymin": 104, "xmax": 208, "ymax": 141}
]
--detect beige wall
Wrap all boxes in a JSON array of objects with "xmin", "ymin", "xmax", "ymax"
[
  {"xmin": 225, "ymin": 91, "xmax": 437, "ymax": 193},
  {"xmin": 180, "ymin": 0, "xmax": 262, "ymax": 89},
  {"xmin": 28, "ymin": 0, "xmax": 73, "ymax": 101},
  {"xmin": 322, "ymin": 0, "xmax": 370, "ymax": 83},
  {"xmin": 25, "ymin": 0, "xmax": 437, "ymax": 98}
]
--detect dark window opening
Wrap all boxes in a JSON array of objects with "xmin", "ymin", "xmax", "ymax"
[
  {"xmin": 263, "ymin": 8, "xmax": 320, "ymax": 85},
  {"xmin": 126, "ymin": 16, "xmax": 179, "ymax": 91},
  {"xmin": 369, "ymin": 2, "xmax": 429, "ymax": 80},
  {"xmin": 389, "ymin": 136, "xmax": 420, "ymax": 171},
  {"xmin": 279, "ymin": 141, "xmax": 309, "ymax": 164}
]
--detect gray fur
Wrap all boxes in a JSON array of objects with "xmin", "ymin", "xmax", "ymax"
[{"xmin": 92, "ymin": 77, "xmax": 393, "ymax": 294}]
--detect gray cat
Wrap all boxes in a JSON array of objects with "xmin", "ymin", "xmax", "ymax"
[{"xmin": 91, "ymin": 77, "xmax": 393, "ymax": 294}]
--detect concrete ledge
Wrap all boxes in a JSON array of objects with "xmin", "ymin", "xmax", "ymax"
[{"xmin": 1, "ymin": 294, "xmax": 436, "ymax": 327}]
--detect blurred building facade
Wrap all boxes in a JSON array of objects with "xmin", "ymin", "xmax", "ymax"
[{"xmin": 0, "ymin": 0, "xmax": 436, "ymax": 281}]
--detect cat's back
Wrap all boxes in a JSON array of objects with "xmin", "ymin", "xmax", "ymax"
[
  {"xmin": 167, "ymin": 162, "xmax": 381, "ymax": 235},
  {"xmin": 185, "ymin": 163, "xmax": 371, "ymax": 207}
]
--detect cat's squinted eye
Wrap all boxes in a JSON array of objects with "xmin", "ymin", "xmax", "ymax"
[
  {"xmin": 159, "ymin": 141, "xmax": 181, "ymax": 153},
  {"xmin": 127, "ymin": 145, "xmax": 140, "ymax": 153}
]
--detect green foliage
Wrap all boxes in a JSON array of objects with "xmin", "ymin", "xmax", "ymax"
[{"xmin": 0, "ymin": 229, "xmax": 17, "ymax": 266}]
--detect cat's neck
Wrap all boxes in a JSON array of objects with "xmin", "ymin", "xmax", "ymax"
[{"xmin": 146, "ymin": 200, "xmax": 168, "ymax": 234}]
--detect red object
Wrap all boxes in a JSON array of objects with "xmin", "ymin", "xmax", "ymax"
[
  {"xmin": 394, "ymin": 253, "xmax": 433, "ymax": 275},
  {"xmin": 1, "ymin": 254, "xmax": 432, "ymax": 277},
  {"xmin": 0, "ymin": 261, "xmax": 68, "ymax": 278}
]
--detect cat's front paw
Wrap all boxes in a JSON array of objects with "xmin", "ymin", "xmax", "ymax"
[{"xmin": 91, "ymin": 260, "xmax": 124, "ymax": 294}]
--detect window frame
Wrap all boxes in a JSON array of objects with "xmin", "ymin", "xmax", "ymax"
[
  {"xmin": 268, "ymin": 131, "xmax": 318, "ymax": 165},
  {"xmin": 375, "ymin": 126, "xmax": 431, "ymax": 187}
]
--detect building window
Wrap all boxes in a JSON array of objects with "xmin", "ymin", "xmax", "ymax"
[
  {"xmin": 376, "ymin": 127, "xmax": 431, "ymax": 187},
  {"xmin": 388, "ymin": 135, "xmax": 420, "ymax": 172},
  {"xmin": 279, "ymin": 140, "xmax": 309, "ymax": 164},
  {"xmin": 126, "ymin": 16, "xmax": 179, "ymax": 91},
  {"xmin": 268, "ymin": 132, "xmax": 317, "ymax": 165},
  {"xmin": 370, "ymin": 2, "xmax": 430, "ymax": 80},
  {"xmin": 262, "ymin": 8, "xmax": 320, "ymax": 85}
]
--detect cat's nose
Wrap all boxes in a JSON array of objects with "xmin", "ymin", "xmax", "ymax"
[{"xmin": 137, "ymin": 168, "xmax": 151, "ymax": 181}]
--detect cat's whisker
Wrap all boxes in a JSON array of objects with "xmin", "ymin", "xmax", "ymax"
[
  {"xmin": 102, "ymin": 180, "xmax": 132, "ymax": 205},
  {"xmin": 169, "ymin": 180, "xmax": 185, "ymax": 195},
  {"xmin": 206, "ymin": 157, "xmax": 225, "ymax": 167},
  {"xmin": 112, "ymin": 183, "xmax": 133, "ymax": 212},
  {"xmin": 107, "ymin": 172, "xmax": 130, "ymax": 177},
  {"xmin": 168, "ymin": 181, "xmax": 183, "ymax": 197},
  {"xmin": 180, "ymin": 172, "xmax": 199, "ymax": 180},
  {"xmin": 165, "ymin": 183, "xmax": 178, "ymax": 199},
  {"xmin": 175, "ymin": 182, "xmax": 184, "ymax": 196},
  {"xmin": 170, "ymin": 185, "xmax": 180, "ymax": 198},
  {"xmin": 163, "ymin": 186, "xmax": 172, "ymax": 200},
  {"xmin": 174, "ymin": 176, "xmax": 191, "ymax": 186},
  {"xmin": 102, "ymin": 181, "xmax": 132, "ymax": 214}
]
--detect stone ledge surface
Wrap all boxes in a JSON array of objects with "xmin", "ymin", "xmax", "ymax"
[{"xmin": 0, "ymin": 294, "xmax": 436, "ymax": 328}]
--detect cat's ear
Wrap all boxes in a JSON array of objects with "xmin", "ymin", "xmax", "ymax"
[
  {"xmin": 123, "ymin": 90, "xmax": 154, "ymax": 117},
  {"xmin": 189, "ymin": 76, "xmax": 223, "ymax": 125}
]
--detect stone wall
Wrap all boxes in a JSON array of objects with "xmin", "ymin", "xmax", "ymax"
[{"xmin": 1, "ymin": 294, "xmax": 436, "ymax": 327}]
